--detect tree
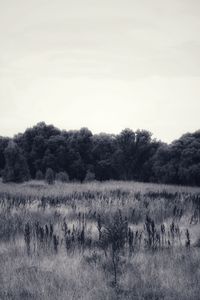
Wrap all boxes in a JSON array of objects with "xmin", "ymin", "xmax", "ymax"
[
  {"xmin": 101, "ymin": 212, "xmax": 128, "ymax": 285},
  {"xmin": 2, "ymin": 141, "xmax": 30, "ymax": 183},
  {"xmin": 0, "ymin": 137, "xmax": 10, "ymax": 174},
  {"xmin": 14, "ymin": 122, "xmax": 60, "ymax": 177},
  {"xmin": 177, "ymin": 132, "xmax": 200, "ymax": 186},
  {"xmin": 91, "ymin": 134, "xmax": 117, "ymax": 180},
  {"xmin": 45, "ymin": 168, "xmax": 55, "ymax": 184},
  {"xmin": 115, "ymin": 129, "xmax": 136, "ymax": 180},
  {"xmin": 43, "ymin": 149, "xmax": 57, "ymax": 171},
  {"xmin": 152, "ymin": 144, "xmax": 179, "ymax": 184},
  {"xmin": 1, "ymin": 122, "xmax": 200, "ymax": 186}
]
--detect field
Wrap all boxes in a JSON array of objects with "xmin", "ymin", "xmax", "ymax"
[{"xmin": 0, "ymin": 180, "xmax": 200, "ymax": 300}]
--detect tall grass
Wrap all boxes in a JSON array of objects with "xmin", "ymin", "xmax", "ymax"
[{"xmin": 0, "ymin": 180, "xmax": 200, "ymax": 299}]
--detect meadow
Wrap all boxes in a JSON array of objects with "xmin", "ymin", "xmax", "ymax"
[{"xmin": 0, "ymin": 180, "xmax": 200, "ymax": 300}]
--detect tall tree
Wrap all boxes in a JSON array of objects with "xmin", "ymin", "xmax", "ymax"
[
  {"xmin": 2, "ymin": 141, "xmax": 30, "ymax": 183},
  {"xmin": 0, "ymin": 137, "xmax": 10, "ymax": 174}
]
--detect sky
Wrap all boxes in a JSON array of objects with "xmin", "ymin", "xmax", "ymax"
[{"xmin": 0, "ymin": 0, "xmax": 200, "ymax": 143}]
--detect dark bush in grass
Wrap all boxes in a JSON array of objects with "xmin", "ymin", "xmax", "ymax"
[
  {"xmin": 84, "ymin": 170, "xmax": 95, "ymax": 182},
  {"xmin": 55, "ymin": 171, "xmax": 69, "ymax": 183},
  {"xmin": 45, "ymin": 168, "xmax": 55, "ymax": 185},
  {"xmin": 35, "ymin": 170, "xmax": 44, "ymax": 180}
]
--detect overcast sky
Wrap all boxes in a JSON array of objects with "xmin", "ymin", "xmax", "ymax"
[{"xmin": 0, "ymin": 0, "xmax": 200, "ymax": 143}]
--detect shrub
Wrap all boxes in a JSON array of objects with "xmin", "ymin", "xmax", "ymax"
[
  {"xmin": 45, "ymin": 168, "xmax": 55, "ymax": 184},
  {"xmin": 102, "ymin": 211, "xmax": 128, "ymax": 285},
  {"xmin": 84, "ymin": 170, "xmax": 95, "ymax": 182},
  {"xmin": 35, "ymin": 170, "xmax": 44, "ymax": 180},
  {"xmin": 56, "ymin": 171, "xmax": 69, "ymax": 183}
]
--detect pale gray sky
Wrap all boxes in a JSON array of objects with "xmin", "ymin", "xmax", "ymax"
[{"xmin": 0, "ymin": 0, "xmax": 200, "ymax": 142}]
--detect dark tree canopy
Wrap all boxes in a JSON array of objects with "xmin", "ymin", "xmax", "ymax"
[
  {"xmin": 2, "ymin": 141, "xmax": 30, "ymax": 183},
  {"xmin": 0, "ymin": 136, "xmax": 10, "ymax": 175},
  {"xmin": 0, "ymin": 122, "xmax": 200, "ymax": 186}
]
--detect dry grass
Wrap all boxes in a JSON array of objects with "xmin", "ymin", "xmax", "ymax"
[{"xmin": 0, "ymin": 180, "xmax": 200, "ymax": 299}]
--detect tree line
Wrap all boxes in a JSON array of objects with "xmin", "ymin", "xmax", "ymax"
[{"xmin": 0, "ymin": 122, "xmax": 200, "ymax": 186}]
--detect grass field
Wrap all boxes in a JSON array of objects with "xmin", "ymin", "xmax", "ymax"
[{"xmin": 0, "ymin": 180, "xmax": 200, "ymax": 300}]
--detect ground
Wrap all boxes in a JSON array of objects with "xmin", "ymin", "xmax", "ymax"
[{"xmin": 0, "ymin": 180, "xmax": 200, "ymax": 300}]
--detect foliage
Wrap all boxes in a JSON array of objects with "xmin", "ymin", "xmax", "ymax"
[
  {"xmin": 0, "ymin": 122, "xmax": 199, "ymax": 186},
  {"xmin": 84, "ymin": 170, "xmax": 95, "ymax": 182},
  {"xmin": 55, "ymin": 171, "xmax": 69, "ymax": 182},
  {"xmin": 45, "ymin": 168, "xmax": 55, "ymax": 185},
  {"xmin": 2, "ymin": 141, "xmax": 30, "ymax": 183},
  {"xmin": 102, "ymin": 211, "xmax": 128, "ymax": 285},
  {"xmin": 35, "ymin": 170, "xmax": 44, "ymax": 180}
]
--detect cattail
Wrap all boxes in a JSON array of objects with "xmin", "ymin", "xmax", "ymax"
[
  {"xmin": 170, "ymin": 222, "xmax": 175, "ymax": 245},
  {"xmin": 65, "ymin": 235, "xmax": 71, "ymax": 251},
  {"xmin": 39, "ymin": 226, "xmax": 44, "ymax": 243},
  {"xmin": 185, "ymin": 229, "xmax": 190, "ymax": 248},
  {"xmin": 128, "ymin": 228, "xmax": 134, "ymax": 254},
  {"xmin": 45, "ymin": 224, "xmax": 49, "ymax": 238},
  {"xmin": 24, "ymin": 222, "xmax": 31, "ymax": 256},
  {"xmin": 53, "ymin": 235, "xmax": 59, "ymax": 253},
  {"xmin": 35, "ymin": 221, "xmax": 40, "ymax": 239},
  {"xmin": 80, "ymin": 227, "xmax": 85, "ymax": 245},
  {"xmin": 50, "ymin": 223, "xmax": 53, "ymax": 239},
  {"xmin": 97, "ymin": 214, "xmax": 102, "ymax": 240}
]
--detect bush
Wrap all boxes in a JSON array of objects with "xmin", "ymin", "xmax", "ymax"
[
  {"xmin": 35, "ymin": 170, "xmax": 44, "ymax": 180},
  {"xmin": 84, "ymin": 170, "xmax": 95, "ymax": 182},
  {"xmin": 102, "ymin": 211, "xmax": 128, "ymax": 285},
  {"xmin": 45, "ymin": 168, "xmax": 55, "ymax": 184},
  {"xmin": 55, "ymin": 171, "xmax": 69, "ymax": 183}
]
